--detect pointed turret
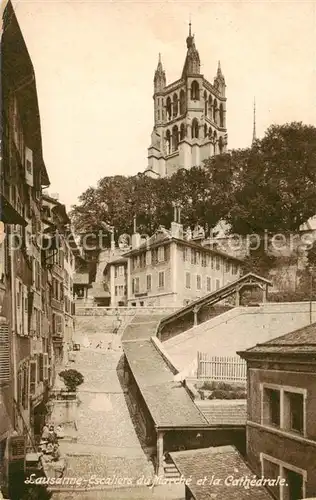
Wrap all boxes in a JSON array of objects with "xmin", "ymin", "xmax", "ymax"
[
  {"xmin": 182, "ymin": 22, "xmax": 200, "ymax": 77},
  {"xmin": 154, "ymin": 53, "xmax": 166, "ymax": 93}
]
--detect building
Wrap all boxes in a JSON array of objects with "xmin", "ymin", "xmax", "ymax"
[
  {"xmin": 170, "ymin": 446, "xmax": 273, "ymax": 500},
  {"xmin": 145, "ymin": 23, "xmax": 227, "ymax": 178},
  {"xmin": 238, "ymin": 322, "xmax": 316, "ymax": 500},
  {"xmin": 1, "ymin": 1, "xmax": 52, "ymax": 496},
  {"xmin": 124, "ymin": 219, "xmax": 242, "ymax": 308},
  {"xmin": 0, "ymin": 3, "xmax": 76, "ymax": 497},
  {"xmin": 41, "ymin": 193, "xmax": 76, "ymax": 366}
]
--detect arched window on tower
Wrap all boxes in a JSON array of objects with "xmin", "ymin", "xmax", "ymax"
[
  {"xmin": 166, "ymin": 97, "xmax": 172, "ymax": 121},
  {"xmin": 218, "ymin": 136, "xmax": 224, "ymax": 154},
  {"xmin": 213, "ymin": 99, "xmax": 218, "ymax": 123},
  {"xmin": 208, "ymin": 127, "xmax": 212, "ymax": 139},
  {"xmin": 204, "ymin": 124, "xmax": 208, "ymax": 138},
  {"xmin": 180, "ymin": 90, "xmax": 186, "ymax": 115},
  {"xmin": 173, "ymin": 93, "xmax": 178, "ymax": 118},
  {"xmin": 180, "ymin": 123, "xmax": 186, "ymax": 141},
  {"xmin": 219, "ymin": 103, "xmax": 224, "ymax": 128},
  {"xmin": 213, "ymin": 130, "xmax": 217, "ymax": 154},
  {"xmin": 208, "ymin": 95, "xmax": 213, "ymax": 117},
  {"xmin": 204, "ymin": 91, "xmax": 208, "ymax": 116},
  {"xmin": 166, "ymin": 130, "xmax": 171, "ymax": 155},
  {"xmin": 191, "ymin": 81, "xmax": 199, "ymax": 101},
  {"xmin": 191, "ymin": 119, "xmax": 199, "ymax": 139},
  {"xmin": 172, "ymin": 125, "xmax": 179, "ymax": 152}
]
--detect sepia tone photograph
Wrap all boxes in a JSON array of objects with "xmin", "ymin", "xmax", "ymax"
[{"xmin": 0, "ymin": 0, "xmax": 316, "ymax": 498}]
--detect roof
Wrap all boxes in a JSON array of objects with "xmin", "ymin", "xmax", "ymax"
[
  {"xmin": 122, "ymin": 315, "xmax": 165, "ymax": 342},
  {"xmin": 123, "ymin": 338, "xmax": 208, "ymax": 428},
  {"xmin": 239, "ymin": 321, "xmax": 316, "ymax": 357},
  {"xmin": 3, "ymin": 1, "xmax": 50, "ymax": 187},
  {"xmin": 196, "ymin": 401, "xmax": 247, "ymax": 426},
  {"xmin": 73, "ymin": 273, "xmax": 90, "ymax": 285},
  {"xmin": 124, "ymin": 232, "xmax": 243, "ymax": 263},
  {"xmin": 160, "ymin": 272, "xmax": 272, "ymax": 326},
  {"xmin": 170, "ymin": 446, "xmax": 273, "ymax": 500}
]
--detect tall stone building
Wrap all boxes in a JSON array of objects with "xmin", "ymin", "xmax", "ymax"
[{"xmin": 145, "ymin": 24, "xmax": 227, "ymax": 178}]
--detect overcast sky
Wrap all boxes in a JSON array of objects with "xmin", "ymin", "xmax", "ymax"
[{"xmin": 12, "ymin": 0, "xmax": 316, "ymax": 209}]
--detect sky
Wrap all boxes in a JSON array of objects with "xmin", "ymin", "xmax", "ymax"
[{"xmin": 11, "ymin": 0, "xmax": 316, "ymax": 209}]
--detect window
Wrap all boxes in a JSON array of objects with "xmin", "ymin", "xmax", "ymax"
[
  {"xmin": 284, "ymin": 468, "xmax": 303, "ymax": 500},
  {"xmin": 190, "ymin": 80, "xmax": 199, "ymax": 100},
  {"xmin": 207, "ymin": 277, "xmax": 211, "ymax": 292},
  {"xmin": 210, "ymin": 256, "xmax": 214, "ymax": 269},
  {"xmin": 186, "ymin": 272, "xmax": 191, "ymax": 289},
  {"xmin": 158, "ymin": 271, "xmax": 165, "ymax": 289},
  {"xmin": 215, "ymin": 279, "xmax": 220, "ymax": 290},
  {"xmin": 285, "ymin": 391, "xmax": 304, "ymax": 433},
  {"xmin": 146, "ymin": 251, "xmax": 152, "ymax": 266},
  {"xmin": 132, "ymin": 278, "xmax": 139, "ymax": 294},
  {"xmin": 225, "ymin": 261, "xmax": 230, "ymax": 273},
  {"xmin": 158, "ymin": 246, "xmax": 165, "ymax": 262},
  {"xmin": 263, "ymin": 388, "xmax": 280, "ymax": 427},
  {"xmin": 197, "ymin": 275, "xmax": 202, "ymax": 290},
  {"xmin": 262, "ymin": 454, "xmax": 306, "ymax": 500},
  {"xmin": 191, "ymin": 250, "xmax": 196, "ymax": 265},
  {"xmin": 115, "ymin": 286, "xmax": 118, "ymax": 296},
  {"xmin": 201, "ymin": 254, "xmax": 206, "ymax": 267},
  {"xmin": 215, "ymin": 256, "xmax": 220, "ymax": 271},
  {"xmin": 232, "ymin": 263, "xmax": 238, "ymax": 275},
  {"xmin": 262, "ymin": 385, "xmax": 306, "ymax": 436},
  {"xmin": 191, "ymin": 119, "xmax": 199, "ymax": 139},
  {"xmin": 30, "ymin": 361, "xmax": 36, "ymax": 395},
  {"xmin": 147, "ymin": 275, "xmax": 152, "ymax": 291},
  {"xmin": 196, "ymin": 252, "xmax": 200, "ymax": 265}
]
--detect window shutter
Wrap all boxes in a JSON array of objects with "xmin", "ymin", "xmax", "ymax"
[
  {"xmin": 43, "ymin": 353, "xmax": 48, "ymax": 381},
  {"xmin": 0, "ymin": 321, "xmax": 10, "ymax": 384},
  {"xmin": 39, "ymin": 353, "xmax": 43, "ymax": 382},
  {"xmin": 30, "ymin": 360, "xmax": 36, "ymax": 395},
  {"xmin": 8, "ymin": 436, "xmax": 25, "ymax": 462},
  {"xmin": 23, "ymin": 286, "xmax": 28, "ymax": 336}
]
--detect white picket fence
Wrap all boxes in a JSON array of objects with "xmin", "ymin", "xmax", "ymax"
[{"xmin": 197, "ymin": 353, "xmax": 247, "ymax": 382}]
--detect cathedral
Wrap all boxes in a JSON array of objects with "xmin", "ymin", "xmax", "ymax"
[{"xmin": 145, "ymin": 24, "xmax": 228, "ymax": 178}]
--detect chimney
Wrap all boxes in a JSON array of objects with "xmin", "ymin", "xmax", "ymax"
[
  {"xmin": 171, "ymin": 202, "xmax": 183, "ymax": 239},
  {"xmin": 132, "ymin": 233, "xmax": 141, "ymax": 249},
  {"xmin": 131, "ymin": 215, "xmax": 141, "ymax": 248}
]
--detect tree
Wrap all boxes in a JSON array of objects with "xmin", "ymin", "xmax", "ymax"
[
  {"xmin": 59, "ymin": 369, "xmax": 84, "ymax": 392},
  {"xmin": 229, "ymin": 123, "xmax": 316, "ymax": 235}
]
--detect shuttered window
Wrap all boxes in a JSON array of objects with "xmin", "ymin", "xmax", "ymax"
[
  {"xmin": 0, "ymin": 321, "xmax": 10, "ymax": 384},
  {"xmin": 30, "ymin": 361, "xmax": 36, "ymax": 395},
  {"xmin": 43, "ymin": 353, "xmax": 49, "ymax": 381}
]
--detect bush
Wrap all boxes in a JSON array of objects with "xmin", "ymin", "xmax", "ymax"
[
  {"xmin": 216, "ymin": 382, "xmax": 234, "ymax": 391},
  {"xmin": 59, "ymin": 369, "xmax": 84, "ymax": 392},
  {"xmin": 201, "ymin": 381, "xmax": 217, "ymax": 391},
  {"xmin": 208, "ymin": 390, "xmax": 230, "ymax": 400}
]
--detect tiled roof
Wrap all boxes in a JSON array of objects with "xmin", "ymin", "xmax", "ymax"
[
  {"xmin": 123, "ymin": 338, "xmax": 208, "ymax": 428},
  {"xmin": 121, "ymin": 315, "xmax": 166, "ymax": 342},
  {"xmin": 196, "ymin": 401, "xmax": 247, "ymax": 426},
  {"xmin": 240, "ymin": 322, "xmax": 316, "ymax": 356},
  {"xmin": 170, "ymin": 446, "xmax": 273, "ymax": 500},
  {"xmin": 73, "ymin": 273, "xmax": 89, "ymax": 285}
]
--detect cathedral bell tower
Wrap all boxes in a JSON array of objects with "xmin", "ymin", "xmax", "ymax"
[{"xmin": 145, "ymin": 24, "xmax": 228, "ymax": 178}]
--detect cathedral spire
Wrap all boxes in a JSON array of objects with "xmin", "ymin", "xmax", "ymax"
[
  {"xmin": 252, "ymin": 97, "xmax": 257, "ymax": 144},
  {"xmin": 182, "ymin": 21, "xmax": 200, "ymax": 78},
  {"xmin": 154, "ymin": 53, "xmax": 166, "ymax": 92}
]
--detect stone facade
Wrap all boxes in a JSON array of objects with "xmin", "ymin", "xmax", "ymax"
[{"xmin": 145, "ymin": 25, "xmax": 227, "ymax": 178}]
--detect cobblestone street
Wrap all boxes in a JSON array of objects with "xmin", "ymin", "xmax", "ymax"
[{"xmin": 52, "ymin": 335, "xmax": 156, "ymax": 499}]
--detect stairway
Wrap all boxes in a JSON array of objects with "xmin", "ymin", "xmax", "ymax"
[{"xmin": 163, "ymin": 460, "xmax": 180, "ymax": 480}]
